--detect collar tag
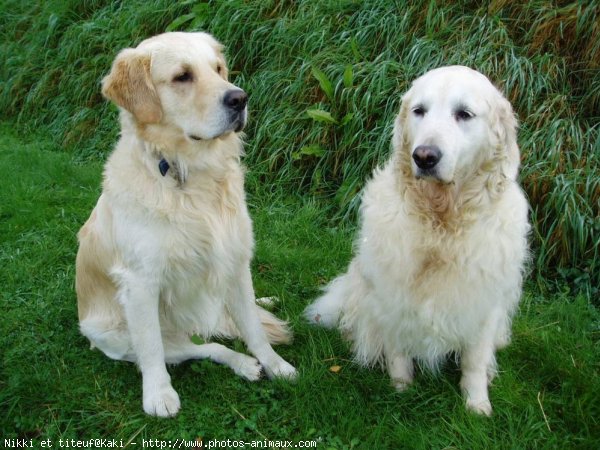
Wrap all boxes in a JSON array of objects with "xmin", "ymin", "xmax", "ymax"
[{"xmin": 158, "ymin": 158, "xmax": 170, "ymax": 176}]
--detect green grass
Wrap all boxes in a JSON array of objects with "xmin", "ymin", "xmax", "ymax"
[
  {"xmin": 0, "ymin": 0, "xmax": 598, "ymax": 293},
  {"xmin": 1, "ymin": 124, "xmax": 599, "ymax": 448},
  {"xmin": 1, "ymin": 1, "xmax": 599, "ymax": 446}
]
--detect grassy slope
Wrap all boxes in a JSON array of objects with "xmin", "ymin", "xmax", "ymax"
[
  {"xmin": 1, "ymin": 125, "xmax": 598, "ymax": 448},
  {"xmin": 0, "ymin": 0, "xmax": 598, "ymax": 292}
]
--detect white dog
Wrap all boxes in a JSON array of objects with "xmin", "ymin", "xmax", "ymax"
[
  {"xmin": 76, "ymin": 32, "xmax": 296, "ymax": 418},
  {"xmin": 305, "ymin": 66, "xmax": 529, "ymax": 415}
]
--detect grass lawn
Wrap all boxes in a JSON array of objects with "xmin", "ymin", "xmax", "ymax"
[{"xmin": 1, "ymin": 122, "xmax": 598, "ymax": 448}]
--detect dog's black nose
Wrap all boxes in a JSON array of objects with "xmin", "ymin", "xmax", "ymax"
[
  {"xmin": 223, "ymin": 89, "xmax": 248, "ymax": 112},
  {"xmin": 413, "ymin": 145, "xmax": 442, "ymax": 170}
]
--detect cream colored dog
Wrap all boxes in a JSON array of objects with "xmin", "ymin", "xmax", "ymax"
[
  {"xmin": 305, "ymin": 66, "xmax": 530, "ymax": 416},
  {"xmin": 76, "ymin": 32, "xmax": 296, "ymax": 417}
]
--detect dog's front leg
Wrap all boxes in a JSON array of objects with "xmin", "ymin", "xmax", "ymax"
[
  {"xmin": 117, "ymin": 269, "xmax": 180, "ymax": 417},
  {"xmin": 228, "ymin": 267, "xmax": 297, "ymax": 379},
  {"xmin": 459, "ymin": 310, "xmax": 501, "ymax": 417},
  {"xmin": 385, "ymin": 348, "xmax": 414, "ymax": 392}
]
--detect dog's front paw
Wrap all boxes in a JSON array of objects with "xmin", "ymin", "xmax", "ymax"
[
  {"xmin": 461, "ymin": 373, "xmax": 492, "ymax": 417},
  {"xmin": 234, "ymin": 354, "xmax": 263, "ymax": 381},
  {"xmin": 262, "ymin": 355, "xmax": 297, "ymax": 380},
  {"xmin": 387, "ymin": 354, "xmax": 414, "ymax": 393},
  {"xmin": 391, "ymin": 378, "xmax": 413, "ymax": 392},
  {"xmin": 143, "ymin": 383, "xmax": 181, "ymax": 417},
  {"xmin": 465, "ymin": 398, "xmax": 493, "ymax": 417}
]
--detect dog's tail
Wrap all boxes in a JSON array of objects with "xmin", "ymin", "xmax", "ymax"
[{"xmin": 256, "ymin": 305, "xmax": 293, "ymax": 345}]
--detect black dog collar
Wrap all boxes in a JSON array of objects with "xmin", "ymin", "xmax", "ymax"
[{"xmin": 158, "ymin": 158, "xmax": 170, "ymax": 176}]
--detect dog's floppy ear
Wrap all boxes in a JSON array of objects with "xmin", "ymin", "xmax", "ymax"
[
  {"xmin": 392, "ymin": 88, "xmax": 414, "ymax": 176},
  {"xmin": 491, "ymin": 92, "xmax": 520, "ymax": 180},
  {"xmin": 392, "ymin": 90, "xmax": 412, "ymax": 151},
  {"xmin": 102, "ymin": 48, "xmax": 162, "ymax": 124}
]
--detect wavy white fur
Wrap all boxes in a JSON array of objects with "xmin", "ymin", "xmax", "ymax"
[{"xmin": 305, "ymin": 66, "xmax": 530, "ymax": 416}]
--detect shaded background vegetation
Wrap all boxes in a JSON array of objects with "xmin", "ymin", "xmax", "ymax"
[{"xmin": 1, "ymin": 0, "xmax": 598, "ymax": 294}]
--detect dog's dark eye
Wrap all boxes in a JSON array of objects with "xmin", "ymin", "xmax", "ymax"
[
  {"xmin": 412, "ymin": 106, "xmax": 426, "ymax": 117},
  {"xmin": 173, "ymin": 71, "xmax": 193, "ymax": 83},
  {"xmin": 455, "ymin": 109, "xmax": 474, "ymax": 121},
  {"xmin": 216, "ymin": 64, "xmax": 223, "ymax": 74}
]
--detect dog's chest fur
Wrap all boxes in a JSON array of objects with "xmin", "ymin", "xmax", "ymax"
[
  {"xmin": 104, "ymin": 137, "xmax": 253, "ymax": 297},
  {"xmin": 353, "ymin": 163, "xmax": 527, "ymax": 361},
  {"xmin": 101, "ymin": 138, "xmax": 253, "ymax": 334}
]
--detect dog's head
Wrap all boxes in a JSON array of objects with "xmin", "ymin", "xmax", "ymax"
[
  {"xmin": 393, "ymin": 66, "xmax": 519, "ymax": 185},
  {"xmin": 102, "ymin": 32, "xmax": 247, "ymax": 142}
]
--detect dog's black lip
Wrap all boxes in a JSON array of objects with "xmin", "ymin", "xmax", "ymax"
[
  {"xmin": 188, "ymin": 113, "xmax": 246, "ymax": 141},
  {"xmin": 231, "ymin": 110, "xmax": 247, "ymax": 133},
  {"xmin": 416, "ymin": 167, "xmax": 437, "ymax": 179},
  {"xmin": 234, "ymin": 120, "xmax": 245, "ymax": 133}
]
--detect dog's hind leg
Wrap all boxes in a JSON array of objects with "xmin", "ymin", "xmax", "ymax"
[
  {"xmin": 227, "ymin": 267, "xmax": 297, "ymax": 380},
  {"xmin": 80, "ymin": 317, "xmax": 262, "ymax": 381},
  {"xmin": 162, "ymin": 335, "xmax": 262, "ymax": 381},
  {"xmin": 304, "ymin": 260, "xmax": 365, "ymax": 327},
  {"xmin": 304, "ymin": 279, "xmax": 345, "ymax": 327},
  {"xmin": 80, "ymin": 318, "xmax": 136, "ymax": 362}
]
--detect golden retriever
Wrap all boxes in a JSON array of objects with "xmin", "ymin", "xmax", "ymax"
[
  {"xmin": 76, "ymin": 32, "xmax": 296, "ymax": 418},
  {"xmin": 305, "ymin": 66, "xmax": 530, "ymax": 416}
]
